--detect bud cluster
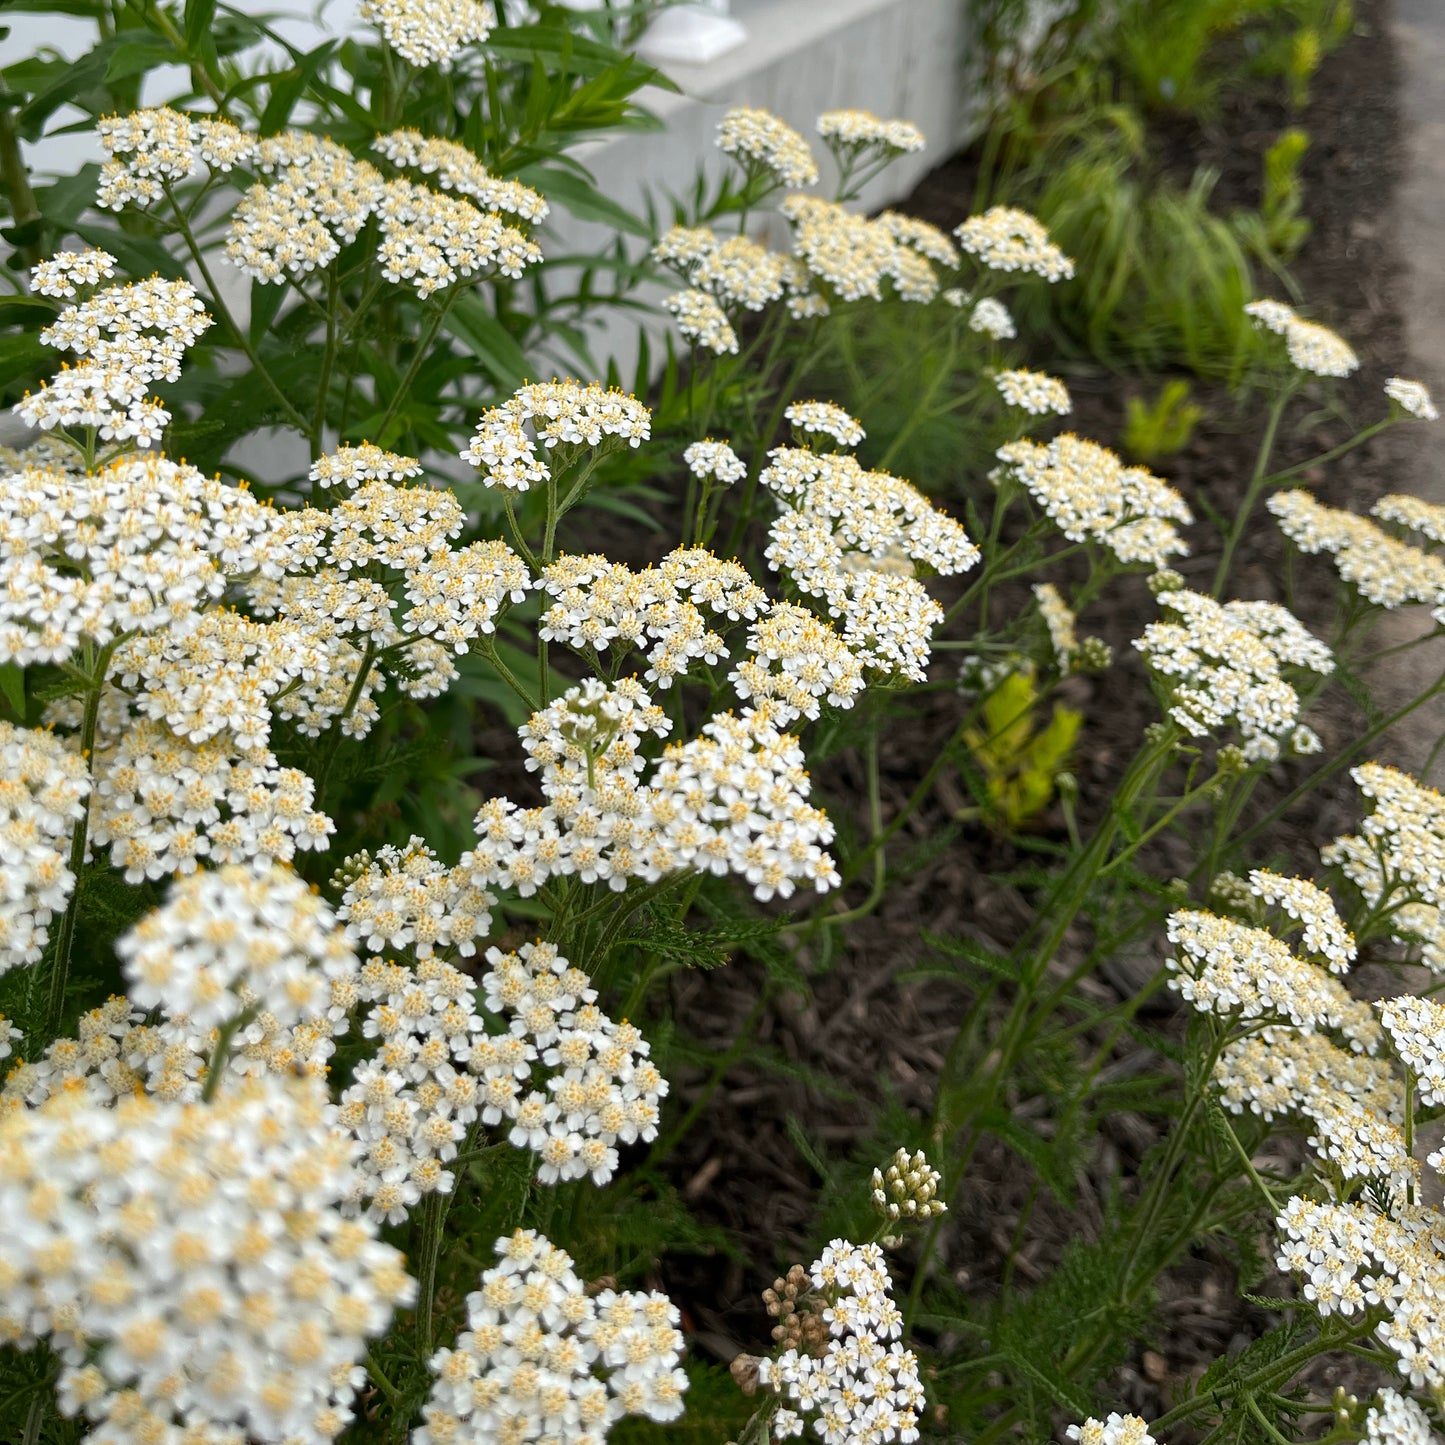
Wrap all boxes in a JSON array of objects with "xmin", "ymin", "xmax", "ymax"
[
  {"xmin": 871, "ymin": 1146, "xmax": 947, "ymax": 1226},
  {"xmin": 762, "ymin": 1264, "xmax": 830, "ymax": 1356}
]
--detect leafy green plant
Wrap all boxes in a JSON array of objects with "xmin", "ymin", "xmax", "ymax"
[
  {"xmin": 1124, "ymin": 379, "xmax": 1205, "ymax": 463},
  {"xmin": 962, "ymin": 664, "xmax": 1083, "ymax": 831}
]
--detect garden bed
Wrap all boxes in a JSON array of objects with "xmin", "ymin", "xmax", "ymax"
[{"xmin": 657, "ymin": 0, "xmax": 1419, "ymax": 1414}]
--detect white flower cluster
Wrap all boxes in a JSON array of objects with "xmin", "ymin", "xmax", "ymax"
[
  {"xmin": 684, "ymin": 439, "xmax": 747, "ymax": 485},
  {"xmin": 536, "ymin": 548, "xmax": 766, "ymax": 688},
  {"xmin": 1375, "ymin": 493, "xmax": 1445, "ymax": 546},
  {"xmin": 2, "ymin": 981, "xmax": 353, "ymax": 1114},
  {"xmin": 0, "ymin": 722, "xmax": 89, "ymax": 973},
  {"xmin": 30, "ymin": 248, "xmax": 117, "ymax": 297},
  {"xmin": 16, "ymin": 258, "xmax": 211, "ymax": 447},
  {"xmin": 460, "ymin": 684, "xmax": 841, "ymax": 902},
  {"xmin": 477, "ymin": 940, "xmax": 666, "ymax": 1185},
  {"xmin": 377, "ymin": 177, "xmax": 542, "ymax": 296},
  {"xmin": 817, "ymin": 109, "xmax": 925, "ymax": 155},
  {"xmin": 954, "ymin": 206, "xmax": 1074, "ymax": 281},
  {"xmin": 782, "ymin": 194, "xmax": 942, "ymax": 305},
  {"xmin": 87, "ymin": 716, "xmax": 334, "ymax": 882},
  {"xmin": 1366, "ymin": 1390, "xmax": 1438, "ymax": 1445},
  {"xmin": 1245, "ymin": 299, "xmax": 1360, "ymax": 377},
  {"xmin": 1324, "ymin": 764, "xmax": 1445, "ymax": 971},
  {"xmin": 994, "ymin": 434, "xmax": 1192, "ymax": 568},
  {"xmin": 415, "ymin": 1230, "xmax": 687, "ymax": 1445},
  {"xmin": 359, "ymin": 0, "xmax": 494, "ymax": 66},
  {"xmin": 786, "ymin": 400, "xmax": 866, "ymax": 447},
  {"xmin": 96, "ymin": 107, "xmax": 253, "ymax": 209},
  {"xmin": 1067, "ymin": 1414, "xmax": 1157, "ymax": 1445},
  {"xmin": 215, "ymin": 126, "xmax": 541, "ymax": 294},
  {"xmin": 761, "ymin": 441, "xmax": 980, "ymax": 679},
  {"xmin": 1033, "ymin": 583, "xmax": 1079, "ymax": 669},
  {"xmin": 995, "ymin": 367, "xmax": 1072, "ymax": 416},
  {"xmin": 0, "ymin": 450, "xmax": 271, "ymax": 667},
  {"xmin": 116, "ymin": 863, "xmax": 358, "ymax": 1029},
  {"xmin": 1165, "ymin": 909, "xmax": 1380, "ymax": 1050},
  {"xmin": 0, "ymin": 1074, "xmax": 413, "ymax": 1443},
  {"xmin": 336, "ymin": 953, "xmax": 486, "ymax": 1222},
  {"xmin": 664, "ymin": 288, "xmax": 740, "ymax": 354},
  {"xmin": 1268, "ymin": 489, "xmax": 1445, "ymax": 609},
  {"xmin": 1214, "ymin": 1027, "xmax": 1402, "ymax": 1125},
  {"xmin": 1247, "ymin": 868, "xmax": 1356, "ymax": 972},
  {"xmin": 1385, "ymin": 377, "xmax": 1440, "ymax": 421},
  {"xmin": 1134, "ymin": 588, "xmax": 1332, "ymax": 761},
  {"xmin": 462, "ymin": 380, "xmax": 652, "ymax": 492},
  {"xmin": 336, "ymin": 836, "xmax": 494, "ymax": 960},
  {"xmin": 1379, "ymin": 996, "xmax": 1445, "ymax": 1107},
  {"xmin": 759, "ymin": 1239, "xmax": 924, "ymax": 1445},
  {"xmin": 968, "ymin": 296, "xmax": 1017, "ymax": 339},
  {"xmin": 310, "ymin": 441, "xmax": 423, "ymax": 491},
  {"xmin": 717, "ymin": 106, "xmax": 820, "ymax": 188},
  {"xmin": 374, "ymin": 129, "xmax": 549, "ymax": 222},
  {"xmin": 245, "ymin": 462, "xmax": 529, "ymax": 734},
  {"xmin": 876, "ymin": 212, "xmax": 959, "ymax": 268},
  {"xmin": 1274, "ymin": 1195, "xmax": 1445, "ymax": 1384}
]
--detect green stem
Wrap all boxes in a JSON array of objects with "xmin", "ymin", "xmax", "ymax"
[
  {"xmin": 166, "ymin": 188, "xmax": 312, "ymax": 436},
  {"xmin": 1260, "ymin": 416, "xmax": 1392, "ymax": 489},
  {"xmin": 1220, "ymin": 1115, "xmax": 1283, "ymax": 1213},
  {"xmin": 46, "ymin": 646, "xmax": 113, "ymax": 1032},
  {"xmin": 200, "ymin": 1003, "xmax": 259, "ymax": 1102},
  {"xmin": 823, "ymin": 732, "xmax": 886, "ymax": 928},
  {"xmin": 414, "ymin": 1189, "xmax": 445, "ymax": 1355},
  {"xmin": 0, "ymin": 88, "xmax": 43, "ymax": 270},
  {"xmin": 1213, "ymin": 386, "xmax": 1292, "ymax": 597},
  {"xmin": 376, "ymin": 290, "xmax": 459, "ymax": 440},
  {"xmin": 311, "ymin": 269, "xmax": 340, "ymax": 450},
  {"xmin": 366, "ymin": 1348, "xmax": 402, "ymax": 1407},
  {"xmin": 313, "ymin": 641, "xmax": 378, "ymax": 804},
  {"xmin": 478, "ymin": 639, "xmax": 539, "ymax": 712}
]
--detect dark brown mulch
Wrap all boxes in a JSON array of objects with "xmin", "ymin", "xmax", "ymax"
[{"xmin": 651, "ymin": 0, "xmax": 1417, "ymax": 1424}]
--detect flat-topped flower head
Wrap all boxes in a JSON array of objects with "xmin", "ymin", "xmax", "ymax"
[
  {"xmin": 954, "ymin": 205, "xmax": 1074, "ymax": 281},
  {"xmin": 359, "ymin": 0, "xmax": 495, "ymax": 66},
  {"xmin": 374, "ymin": 129, "xmax": 548, "ymax": 222},
  {"xmin": 29, "ymin": 248, "xmax": 117, "ymax": 298},
  {"xmin": 1385, "ymin": 377, "xmax": 1439, "ymax": 420},
  {"xmin": 995, "ymin": 434, "xmax": 1191, "ymax": 567},
  {"xmin": 463, "ymin": 380, "xmax": 652, "ymax": 491},
  {"xmin": 0, "ymin": 722, "xmax": 90, "ymax": 975},
  {"xmin": 117, "ymin": 863, "xmax": 359, "ymax": 1028},
  {"xmin": 1246, "ymin": 299, "xmax": 1359, "ymax": 377},
  {"xmin": 1374, "ymin": 493, "xmax": 1445, "ymax": 545},
  {"xmin": 969, "ymin": 296, "xmax": 1016, "ymax": 339},
  {"xmin": 877, "ymin": 211, "xmax": 959, "ymax": 266},
  {"xmin": 785, "ymin": 400, "xmax": 865, "ymax": 448},
  {"xmin": 0, "ymin": 1073, "xmax": 413, "ymax": 1440},
  {"xmin": 1323, "ymin": 764, "xmax": 1445, "ymax": 972},
  {"xmin": 782, "ymin": 194, "xmax": 941, "ymax": 303},
  {"xmin": 996, "ymin": 367, "xmax": 1072, "ymax": 416},
  {"xmin": 664, "ymin": 289, "xmax": 739, "ymax": 354},
  {"xmin": 0, "ymin": 453, "xmax": 271, "ymax": 667},
  {"xmin": 1269, "ymin": 490, "xmax": 1445, "ymax": 608},
  {"xmin": 758, "ymin": 1237, "xmax": 923, "ymax": 1445},
  {"xmin": 1068, "ymin": 1415, "xmax": 1157, "ymax": 1445},
  {"xmin": 1366, "ymin": 1390, "xmax": 1437, "ymax": 1445},
  {"xmin": 1166, "ymin": 909, "xmax": 1379, "ymax": 1050},
  {"xmin": 1248, "ymin": 869, "xmax": 1356, "ymax": 972},
  {"xmin": 817, "ymin": 109, "xmax": 926, "ymax": 154},
  {"xmin": 683, "ymin": 439, "xmax": 747, "ymax": 485},
  {"xmin": 717, "ymin": 106, "xmax": 819, "ymax": 188},
  {"xmin": 1135, "ymin": 589, "xmax": 1332, "ymax": 761},
  {"xmin": 1380, "ymin": 995, "xmax": 1445, "ymax": 1105},
  {"xmin": 309, "ymin": 442, "xmax": 422, "ymax": 491},
  {"xmin": 414, "ymin": 1230, "xmax": 685, "ymax": 1444}
]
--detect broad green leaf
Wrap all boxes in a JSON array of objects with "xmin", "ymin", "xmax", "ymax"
[
  {"xmin": 0, "ymin": 663, "xmax": 24, "ymax": 719},
  {"xmin": 105, "ymin": 37, "xmax": 176, "ymax": 82},
  {"xmin": 444, "ymin": 292, "xmax": 529, "ymax": 390},
  {"xmin": 519, "ymin": 163, "xmax": 652, "ymax": 238},
  {"xmin": 16, "ymin": 40, "xmax": 118, "ymax": 139},
  {"xmin": 185, "ymin": 0, "xmax": 219, "ymax": 51}
]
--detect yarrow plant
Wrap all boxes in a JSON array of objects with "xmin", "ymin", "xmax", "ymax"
[{"xmin": 0, "ymin": 6, "xmax": 1443, "ymax": 1445}]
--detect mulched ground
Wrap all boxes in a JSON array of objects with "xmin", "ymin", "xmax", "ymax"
[{"xmin": 649, "ymin": 0, "xmax": 1419, "ymax": 1423}]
